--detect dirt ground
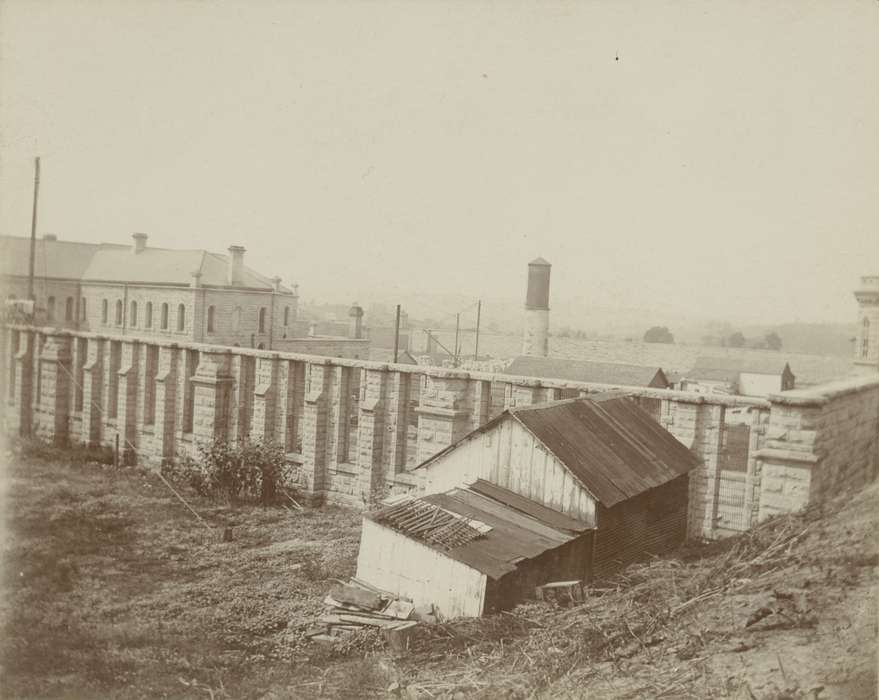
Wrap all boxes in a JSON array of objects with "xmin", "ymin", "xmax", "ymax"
[{"xmin": 1, "ymin": 442, "xmax": 876, "ymax": 699}]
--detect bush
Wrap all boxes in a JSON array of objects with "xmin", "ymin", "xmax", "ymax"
[{"xmin": 162, "ymin": 439, "xmax": 287, "ymax": 505}]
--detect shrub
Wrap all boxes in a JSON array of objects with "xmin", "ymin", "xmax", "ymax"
[{"xmin": 162, "ymin": 438, "xmax": 287, "ymax": 505}]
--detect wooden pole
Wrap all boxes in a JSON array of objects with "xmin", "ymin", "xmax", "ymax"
[
  {"xmin": 393, "ymin": 304, "xmax": 401, "ymax": 363},
  {"xmin": 27, "ymin": 157, "xmax": 40, "ymax": 303},
  {"xmin": 474, "ymin": 299, "xmax": 482, "ymax": 361},
  {"xmin": 454, "ymin": 313, "xmax": 460, "ymax": 367}
]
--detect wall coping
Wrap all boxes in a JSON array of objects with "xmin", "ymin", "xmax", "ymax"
[
  {"xmin": 768, "ymin": 373, "xmax": 879, "ymax": 407},
  {"xmin": 2, "ymin": 324, "xmax": 778, "ymax": 410}
]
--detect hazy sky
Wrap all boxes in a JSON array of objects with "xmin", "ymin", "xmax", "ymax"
[{"xmin": 1, "ymin": 0, "xmax": 877, "ymax": 325}]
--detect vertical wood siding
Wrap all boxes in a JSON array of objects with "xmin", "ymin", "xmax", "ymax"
[
  {"xmin": 355, "ymin": 519, "xmax": 487, "ymax": 619},
  {"xmin": 424, "ymin": 417, "xmax": 597, "ymax": 525}
]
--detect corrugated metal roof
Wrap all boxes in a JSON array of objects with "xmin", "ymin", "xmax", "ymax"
[
  {"xmin": 368, "ymin": 483, "xmax": 588, "ymax": 579},
  {"xmin": 468, "ymin": 479, "xmax": 591, "ymax": 533},
  {"xmin": 505, "ymin": 355, "xmax": 668, "ymax": 388},
  {"xmin": 508, "ymin": 396, "xmax": 700, "ymax": 508}
]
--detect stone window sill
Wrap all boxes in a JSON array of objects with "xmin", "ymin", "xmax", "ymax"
[{"xmin": 285, "ymin": 452, "xmax": 304, "ymax": 465}]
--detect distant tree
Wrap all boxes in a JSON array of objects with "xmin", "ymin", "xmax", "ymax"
[
  {"xmin": 643, "ymin": 326, "xmax": 675, "ymax": 344},
  {"xmin": 727, "ymin": 331, "xmax": 746, "ymax": 348},
  {"xmin": 764, "ymin": 331, "xmax": 783, "ymax": 351}
]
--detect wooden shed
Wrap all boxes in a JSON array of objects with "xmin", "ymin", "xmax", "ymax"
[
  {"xmin": 417, "ymin": 394, "xmax": 700, "ymax": 579},
  {"xmin": 355, "ymin": 481, "xmax": 593, "ymax": 618}
]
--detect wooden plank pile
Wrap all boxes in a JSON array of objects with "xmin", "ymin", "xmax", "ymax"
[
  {"xmin": 306, "ymin": 577, "xmax": 418, "ymax": 649},
  {"xmin": 535, "ymin": 580, "xmax": 585, "ymax": 605}
]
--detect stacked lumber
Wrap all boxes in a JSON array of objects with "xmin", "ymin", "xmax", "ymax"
[
  {"xmin": 306, "ymin": 577, "xmax": 418, "ymax": 647},
  {"xmin": 535, "ymin": 580, "xmax": 585, "ymax": 605}
]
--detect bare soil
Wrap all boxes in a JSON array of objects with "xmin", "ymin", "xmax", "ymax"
[{"xmin": 1, "ymin": 443, "xmax": 876, "ymax": 699}]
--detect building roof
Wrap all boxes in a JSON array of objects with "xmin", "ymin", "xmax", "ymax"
[
  {"xmin": 368, "ymin": 348, "xmax": 417, "ymax": 364},
  {"xmin": 0, "ymin": 235, "xmax": 293, "ymax": 293},
  {"xmin": 418, "ymin": 395, "xmax": 699, "ymax": 508},
  {"xmin": 505, "ymin": 355, "xmax": 668, "ymax": 387},
  {"xmin": 0, "ymin": 236, "xmax": 104, "ymax": 280},
  {"xmin": 687, "ymin": 355, "xmax": 793, "ymax": 381},
  {"xmin": 369, "ymin": 482, "xmax": 589, "ymax": 579}
]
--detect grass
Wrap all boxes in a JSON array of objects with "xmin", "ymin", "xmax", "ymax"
[
  {"xmin": 0, "ymin": 439, "xmax": 364, "ymax": 699},
  {"xmin": 1, "ymin": 438, "xmax": 876, "ymax": 699}
]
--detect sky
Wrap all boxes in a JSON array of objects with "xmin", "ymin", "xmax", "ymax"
[{"xmin": 1, "ymin": 0, "xmax": 877, "ymax": 326}]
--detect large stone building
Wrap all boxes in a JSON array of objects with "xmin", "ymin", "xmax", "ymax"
[
  {"xmin": 0, "ymin": 233, "xmax": 368, "ymax": 358},
  {"xmin": 854, "ymin": 275, "xmax": 879, "ymax": 374}
]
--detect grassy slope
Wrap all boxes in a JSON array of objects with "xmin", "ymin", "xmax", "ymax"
[{"xmin": 1, "ymin": 445, "xmax": 876, "ymax": 700}]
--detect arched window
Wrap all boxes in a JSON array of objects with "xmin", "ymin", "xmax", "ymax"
[
  {"xmin": 145, "ymin": 302, "xmax": 152, "ymax": 328},
  {"xmin": 102, "ymin": 299, "xmax": 108, "ymax": 324},
  {"xmin": 160, "ymin": 303, "xmax": 169, "ymax": 330},
  {"xmin": 232, "ymin": 306, "xmax": 242, "ymax": 331},
  {"xmin": 283, "ymin": 306, "xmax": 289, "ymax": 326},
  {"xmin": 863, "ymin": 318, "xmax": 871, "ymax": 359},
  {"xmin": 65, "ymin": 297, "xmax": 74, "ymax": 321},
  {"xmin": 80, "ymin": 297, "xmax": 87, "ymax": 321},
  {"xmin": 47, "ymin": 296, "xmax": 56, "ymax": 320},
  {"xmin": 258, "ymin": 307, "xmax": 266, "ymax": 333},
  {"xmin": 115, "ymin": 300, "xmax": 123, "ymax": 325},
  {"xmin": 207, "ymin": 305, "xmax": 215, "ymax": 333},
  {"xmin": 130, "ymin": 301, "xmax": 138, "ymax": 327},
  {"xmin": 177, "ymin": 304, "xmax": 186, "ymax": 331}
]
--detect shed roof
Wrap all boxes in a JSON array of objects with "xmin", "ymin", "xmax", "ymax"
[
  {"xmin": 369, "ymin": 482, "xmax": 589, "ymax": 579},
  {"xmin": 418, "ymin": 395, "xmax": 699, "ymax": 508},
  {"xmin": 505, "ymin": 356, "xmax": 668, "ymax": 387}
]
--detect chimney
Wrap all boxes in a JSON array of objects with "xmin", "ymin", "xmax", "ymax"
[
  {"xmin": 43, "ymin": 234, "xmax": 58, "ymax": 242},
  {"xmin": 348, "ymin": 302, "xmax": 364, "ymax": 339},
  {"xmin": 132, "ymin": 232, "xmax": 148, "ymax": 254},
  {"xmin": 190, "ymin": 270, "xmax": 202, "ymax": 288},
  {"xmin": 272, "ymin": 276, "xmax": 282, "ymax": 293},
  {"xmin": 227, "ymin": 245, "xmax": 246, "ymax": 286},
  {"xmin": 522, "ymin": 257, "xmax": 551, "ymax": 357}
]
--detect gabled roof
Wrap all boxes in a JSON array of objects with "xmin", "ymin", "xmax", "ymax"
[
  {"xmin": 505, "ymin": 356, "xmax": 668, "ymax": 388},
  {"xmin": 0, "ymin": 236, "xmax": 105, "ymax": 280},
  {"xmin": 418, "ymin": 395, "xmax": 699, "ymax": 508},
  {"xmin": 0, "ymin": 234, "xmax": 293, "ymax": 292},
  {"xmin": 688, "ymin": 355, "xmax": 793, "ymax": 381},
  {"xmin": 369, "ymin": 482, "xmax": 589, "ymax": 579}
]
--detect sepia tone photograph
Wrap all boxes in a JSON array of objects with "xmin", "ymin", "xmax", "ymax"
[{"xmin": 0, "ymin": 1, "xmax": 877, "ymax": 698}]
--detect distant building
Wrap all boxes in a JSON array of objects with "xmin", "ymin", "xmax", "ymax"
[
  {"xmin": 682, "ymin": 356, "xmax": 795, "ymax": 397},
  {"xmin": 522, "ymin": 257, "xmax": 551, "ymax": 357},
  {"xmin": 504, "ymin": 356, "xmax": 671, "ymax": 389},
  {"xmin": 0, "ymin": 233, "xmax": 368, "ymax": 358},
  {"xmin": 355, "ymin": 395, "xmax": 697, "ymax": 617},
  {"xmin": 853, "ymin": 275, "xmax": 879, "ymax": 374}
]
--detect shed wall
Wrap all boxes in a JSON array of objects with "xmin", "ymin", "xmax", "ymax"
[
  {"xmin": 424, "ymin": 417, "xmax": 597, "ymax": 525},
  {"xmin": 739, "ymin": 373, "xmax": 782, "ymax": 397},
  {"xmin": 355, "ymin": 518, "xmax": 487, "ymax": 619},
  {"xmin": 592, "ymin": 473, "xmax": 689, "ymax": 579}
]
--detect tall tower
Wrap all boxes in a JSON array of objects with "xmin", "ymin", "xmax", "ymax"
[
  {"xmin": 522, "ymin": 257, "xmax": 551, "ymax": 357},
  {"xmin": 854, "ymin": 276, "xmax": 879, "ymax": 373}
]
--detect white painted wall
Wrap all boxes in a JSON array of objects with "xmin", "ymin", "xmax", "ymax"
[
  {"xmin": 423, "ymin": 416, "xmax": 597, "ymax": 525},
  {"xmin": 355, "ymin": 518, "xmax": 487, "ymax": 619},
  {"xmin": 739, "ymin": 373, "xmax": 782, "ymax": 397}
]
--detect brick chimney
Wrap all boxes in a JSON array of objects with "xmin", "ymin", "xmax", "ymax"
[
  {"xmin": 227, "ymin": 245, "xmax": 246, "ymax": 286},
  {"xmin": 272, "ymin": 276, "xmax": 282, "ymax": 293},
  {"xmin": 348, "ymin": 302, "xmax": 364, "ymax": 339},
  {"xmin": 132, "ymin": 232, "xmax": 148, "ymax": 254}
]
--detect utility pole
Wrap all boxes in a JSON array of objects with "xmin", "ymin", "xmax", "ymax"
[
  {"xmin": 27, "ymin": 157, "xmax": 40, "ymax": 303},
  {"xmin": 454, "ymin": 313, "xmax": 460, "ymax": 367},
  {"xmin": 474, "ymin": 299, "xmax": 482, "ymax": 361},
  {"xmin": 393, "ymin": 304, "xmax": 401, "ymax": 363}
]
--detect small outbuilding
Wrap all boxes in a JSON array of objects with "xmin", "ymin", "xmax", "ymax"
[
  {"xmin": 354, "ymin": 394, "xmax": 700, "ymax": 618},
  {"xmin": 682, "ymin": 356, "xmax": 795, "ymax": 397}
]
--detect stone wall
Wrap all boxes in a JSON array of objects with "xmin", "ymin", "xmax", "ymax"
[{"xmin": 4, "ymin": 324, "xmax": 877, "ymax": 541}]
